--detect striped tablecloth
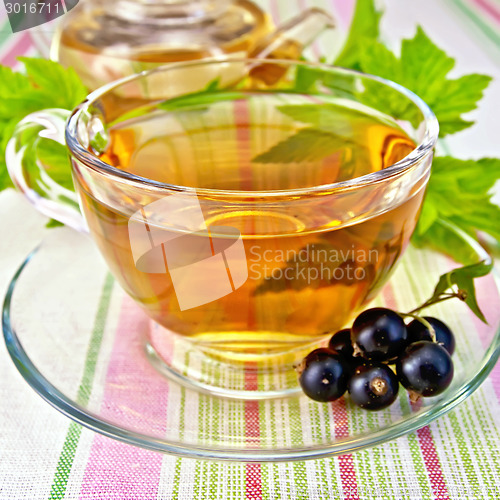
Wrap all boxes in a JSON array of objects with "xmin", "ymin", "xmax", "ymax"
[{"xmin": 1, "ymin": 1, "xmax": 500, "ymax": 499}]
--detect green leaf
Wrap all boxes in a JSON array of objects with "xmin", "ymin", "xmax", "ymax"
[
  {"xmin": 0, "ymin": 58, "xmax": 89, "ymax": 198},
  {"xmin": 358, "ymin": 27, "xmax": 492, "ymax": 137},
  {"xmin": 430, "ymin": 260, "xmax": 493, "ymax": 323},
  {"xmin": 18, "ymin": 57, "xmax": 88, "ymax": 109},
  {"xmin": 415, "ymin": 200, "xmax": 438, "ymax": 236},
  {"xmin": 160, "ymin": 90, "xmax": 246, "ymax": 111},
  {"xmin": 204, "ymin": 77, "xmax": 221, "ymax": 92},
  {"xmin": 35, "ymin": 139, "xmax": 74, "ymax": 191},
  {"xmin": 293, "ymin": 64, "xmax": 322, "ymax": 93},
  {"xmin": 413, "ymin": 157, "xmax": 500, "ymax": 262},
  {"xmin": 399, "ymin": 28, "xmax": 455, "ymax": 96},
  {"xmin": 253, "ymin": 242, "xmax": 342, "ymax": 295},
  {"xmin": 431, "ymin": 73, "xmax": 491, "ymax": 135},
  {"xmin": 334, "ymin": 0, "xmax": 383, "ymax": 70},
  {"xmin": 251, "ymin": 102, "xmax": 395, "ymax": 164},
  {"xmin": 276, "ymin": 102, "xmax": 393, "ymax": 131},
  {"xmin": 0, "ymin": 65, "xmax": 31, "ymax": 96},
  {"xmin": 429, "ymin": 157, "xmax": 500, "ymax": 191},
  {"xmin": 45, "ymin": 218, "xmax": 64, "ymax": 228},
  {"xmin": 450, "ymin": 203, "xmax": 500, "ymax": 242},
  {"xmin": 252, "ymin": 128, "xmax": 354, "ymax": 163},
  {"xmin": 158, "ymin": 77, "xmax": 246, "ymax": 112},
  {"xmin": 412, "ymin": 219, "xmax": 486, "ymax": 266}
]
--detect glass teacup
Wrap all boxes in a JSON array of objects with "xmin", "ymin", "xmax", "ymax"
[{"xmin": 6, "ymin": 58, "xmax": 438, "ymax": 398}]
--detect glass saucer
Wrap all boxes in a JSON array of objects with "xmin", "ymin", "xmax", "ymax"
[{"xmin": 3, "ymin": 228, "xmax": 500, "ymax": 461}]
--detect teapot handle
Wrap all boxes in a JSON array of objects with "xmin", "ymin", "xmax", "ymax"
[{"xmin": 251, "ymin": 8, "xmax": 335, "ymax": 60}]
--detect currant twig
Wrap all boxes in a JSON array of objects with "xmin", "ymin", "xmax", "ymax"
[{"xmin": 406, "ymin": 290, "xmax": 466, "ymax": 315}]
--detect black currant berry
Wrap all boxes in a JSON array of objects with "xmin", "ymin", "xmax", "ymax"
[
  {"xmin": 348, "ymin": 363, "xmax": 399, "ymax": 410},
  {"xmin": 351, "ymin": 308, "xmax": 408, "ymax": 361},
  {"xmin": 407, "ymin": 317, "xmax": 455, "ymax": 355},
  {"xmin": 328, "ymin": 329, "xmax": 354, "ymax": 358},
  {"xmin": 298, "ymin": 348, "xmax": 349, "ymax": 402},
  {"xmin": 396, "ymin": 341, "xmax": 454, "ymax": 397}
]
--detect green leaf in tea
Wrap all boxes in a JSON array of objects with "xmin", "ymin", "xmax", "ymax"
[
  {"xmin": 158, "ymin": 77, "xmax": 246, "ymax": 112},
  {"xmin": 276, "ymin": 103, "xmax": 393, "ymax": 131},
  {"xmin": 252, "ymin": 128, "xmax": 356, "ymax": 164},
  {"xmin": 251, "ymin": 102, "xmax": 392, "ymax": 164},
  {"xmin": 253, "ymin": 242, "xmax": 343, "ymax": 295}
]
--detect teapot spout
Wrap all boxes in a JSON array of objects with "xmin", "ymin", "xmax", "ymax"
[{"xmin": 250, "ymin": 8, "xmax": 335, "ymax": 60}]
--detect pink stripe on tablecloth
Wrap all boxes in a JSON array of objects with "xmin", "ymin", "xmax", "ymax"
[
  {"xmin": 234, "ymin": 93, "xmax": 262, "ymax": 500},
  {"xmin": 244, "ymin": 364, "xmax": 263, "ymax": 500},
  {"xmin": 1, "ymin": 33, "xmax": 32, "ymax": 66},
  {"xmin": 332, "ymin": 0, "xmax": 355, "ymax": 29},
  {"xmin": 331, "ymin": 399, "xmax": 359, "ymax": 500},
  {"xmin": 79, "ymin": 297, "xmax": 170, "ymax": 500},
  {"xmin": 382, "ymin": 282, "xmax": 398, "ymax": 310},
  {"xmin": 270, "ymin": 0, "xmax": 281, "ymax": 25},
  {"xmin": 464, "ymin": 274, "xmax": 500, "ymax": 347},
  {"xmin": 470, "ymin": 0, "xmax": 500, "ymax": 24},
  {"xmin": 386, "ymin": 282, "xmax": 451, "ymax": 498},
  {"xmin": 416, "ymin": 426, "xmax": 451, "ymax": 500},
  {"xmin": 234, "ymin": 100, "xmax": 253, "ymax": 192},
  {"xmin": 463, "ymin": 273, "xmax": 500, "ymax": 403}
]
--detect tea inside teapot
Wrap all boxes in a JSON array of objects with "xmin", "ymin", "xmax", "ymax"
[{"xmin": 51, "ymin": 0, "xmax": 334, "ymax": 89}]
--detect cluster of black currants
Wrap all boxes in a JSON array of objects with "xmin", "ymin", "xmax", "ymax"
[{"xmin": 298, "ymin": 307, "xmax": 455, "ymax": 410}]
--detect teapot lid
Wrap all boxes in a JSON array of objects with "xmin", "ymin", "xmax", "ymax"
[{"xmin": 110, "ymin": 0, "xmax": 232, "ymax": 25}]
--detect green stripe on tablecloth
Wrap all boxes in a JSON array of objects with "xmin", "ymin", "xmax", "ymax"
[
  {"xmin": 350, "ymin": 417, "xmax": 373, "ymax": 493},
  {"xmin": 195, "ymin": 357, "xmax": 209, "ymax": 499},
  {"xmin": 0, "ymin": 19, "xmax": 12, "ymax": 41},
  {"xmin": 170, "ymin": 391, "xmax": 186, "ymax": 499},
  {"xmin": 448, "ymin": 410, "xmax": 484, "ymax": 497},
  {"xmin": 262, "ymin": 400, "xmax": 285, "ymax": 499},
  {"xmin": 309, "ymin": 391, "xmax": 336, "ymax": 496},
  {"xmin": 257, "ymin": 383, "xmax": 271, "ymax": 499},
  {"xmin": 194, "ymin": 358, "xmax": 236, "ymax": 498},
  {"xmin": 367, "ymin": 410, "xmax": 391, "ymax": 496},
  {"xmin": 399, "ymin": 397, "xmax": 433, "ymax": 498},
  {"xmin": 48, "ymin": 274, "xmax": 114, "ymax": 500},
  {"xmin": 449, "ymin": 0, "xmax": 500, "ymax": 49},
  {"xmin": 466, "ymin": 397, "xmax": 500, "ymax": 498},
  {"xmin": 170, "ymin": 353, "xmax": 189, "ymax": 499},
  {"xmin": 287, "ymin": 397, "xmax": 308, "ymax": 498},
  {"xmin": 258, "ymin": 382, "xmax": 279, "ymax": 499}
]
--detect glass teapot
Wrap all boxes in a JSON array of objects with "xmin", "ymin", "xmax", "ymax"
[{"xmin": 51, "ymin": 0, "xmax": 334, "ymax": 90}]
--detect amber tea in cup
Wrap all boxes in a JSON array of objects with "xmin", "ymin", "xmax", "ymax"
[{"xmin": 7, "ymin": 59, "xmax": 438, "ymax": 397}]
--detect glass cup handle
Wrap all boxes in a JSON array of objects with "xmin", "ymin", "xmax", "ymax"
[{"xmin": 5, "ymin": 109, "xmax": 87, "ymax": 232}]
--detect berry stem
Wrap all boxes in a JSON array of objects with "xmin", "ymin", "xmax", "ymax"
[
  {"xmin": 408, "ymin": 390, "xmax": 422, "ymax": 404},
  {"xmin": 399, "ymin": 313, "xmax": 437, "ymax": 342}
]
